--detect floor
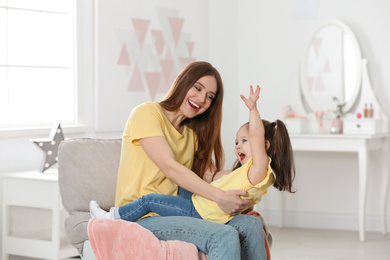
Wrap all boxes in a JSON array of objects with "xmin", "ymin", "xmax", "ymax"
[
  {"xmin": 19, "ymin": 227, "xmax": 390, "ymax": 260},
  {"xmin": 268, "ymin": 226, "xmax": 390, "ymax": 260}
]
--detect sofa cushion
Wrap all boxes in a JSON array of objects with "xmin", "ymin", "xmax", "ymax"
[{"xmin": 58, "ymin": 138, "xmax": 122, "ymax": 254}]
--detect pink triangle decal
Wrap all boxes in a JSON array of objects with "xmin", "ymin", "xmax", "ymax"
[
  {"xmin": 165, "ymin": 67, "xmax": 176, "ymax": 93},
  {"xmin": 186, "ymin": 41, "xmax": 195, "ymax": 57},
  {"xmin": 168, "ymin": 17, "xmax": 184, "ymax": 46},
  {"xmin": 157, "ymin": 75, "xmax": 169, "ymax": 96},
  {"xmin": 128, "ymin": 64, "xmax": 145, "ymax": 92},
  {"xmin": 151, "ymin": 30, "xmax": 165, "ymax": 55},
  {"xmin": 132, "ymin": 18, "xmax": 151, "ymax": 46},
  {"xmin": 324, "ymin": 58, "xmax": 331, "ymax": 72},
  {"xmin": 144, "ymin": 72, "xmax": 162, "ymax": 101},
  {"xmin": 315, "ymin": 73, "xmax": 325, "ymax": 92},
  {"xmin": 179, "ymin": 57, "xmax": 196, "ymax": 68},
  {"xmin": 160, "ymin": 59, "xmax": 175, "ymax": 84},
  {"xmin": 312, "ymin": 37, "xmax": 322, "ymax": 57},
  {"xmin": 118, "ymin": 43, "xmax": 131, "ymax": 65},
  {"xmin": 165, "ymin": 47, "xmax": 173, "ymax": 60},
  {"xmin": 307, "ymin": 77, "xmax": 315, "ymax": 91}
]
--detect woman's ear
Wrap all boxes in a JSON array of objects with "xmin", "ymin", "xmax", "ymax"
[{"xmin": 265, "ymin": 140, "xmax": 270, "ymax": 151}]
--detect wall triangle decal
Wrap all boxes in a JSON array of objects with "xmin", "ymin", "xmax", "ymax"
[
  {"xmin": 151, "ymin": 29, "xmax": 165, "ymax": 55},
  {"xmin": 128, "ymin": 64, "xmax": 145, "ymax": 92},
  {"xmin": 315, "ymin": 73, "xmax": 325, "ymax": 91},
  {"xmin": 186, "ymin": 41, "xmax": 195, "ymax": 57},
  {"xmin": 118, "ymin": 43, "xmax": 131, "ymax": 65},
  {"xmin": 132, "ymin": 18, "xmax": 151, "ymax": 47},
  {"xmin": 179, "ymin": 57, "xmax": 196, "ymax": 68},
  {"xmin": 165, "ymin": 47, "xmax": 173, "ymax": 60},
  {"xmin": 312, "ymin": 37, "xmax": 323, "ymax": 57},
  {"xmin": 168, "ymin": 17, "xmax": 184, "ymax": 46},
  {"xmin": 324, "ymin": 58, "xmax": 331, "ymax": 72},
  {"xmin": 160, "ymin": 59, "xmax": 175, "ymax": 85},
  {"xmin": 144, "ymin": 72, "xmax": 162, "ymax": 101},
  {"xmin": 307, "ymin": 77, "xmax": 315, "ymax": 91}
]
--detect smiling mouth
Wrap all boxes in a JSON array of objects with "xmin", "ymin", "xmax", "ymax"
[
  {"xmin": 239, "ymin": 153, "xmax": 245, "ymax": 162},
  {"xmin": 188, "ymin": 100, "xmax": 200, "ymax": 110}
]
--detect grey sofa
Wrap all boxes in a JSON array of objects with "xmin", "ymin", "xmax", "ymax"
[{"xmin": 58, "ymin": 138, "xmax": 122, "ymax": 258}]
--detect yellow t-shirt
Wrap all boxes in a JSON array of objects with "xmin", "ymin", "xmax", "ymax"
[
  {"xmin": 115, "ymin": 102, "xmax": 197, "ymax": 218},
  {"xmin": 192, "ymin": 157, "xmax": 274, "ymax": 224}
]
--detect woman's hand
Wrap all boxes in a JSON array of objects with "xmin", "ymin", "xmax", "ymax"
[{"xmin": 215, "ymin": 190, "xmax": 253, "ymax": 215}]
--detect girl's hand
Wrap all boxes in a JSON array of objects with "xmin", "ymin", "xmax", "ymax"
[
  {"xmin": 240, "ymin": 85, "xmax": 261, "ymax": 110},
  {"xmin": 241, "ymin": 206, "xmax": 254, "ymax": 215},
  {"xmin": 215, "ymin": 190, "xmax": 253, "ymax": 215},
  {"xmin": 245, "ymin": 210, "xmax": 261, "ymax": 217}
]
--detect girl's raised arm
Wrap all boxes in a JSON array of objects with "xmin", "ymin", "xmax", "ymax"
[{"xmin": 240, "ymin": 85, "xmax": 270, "ymax": 185}]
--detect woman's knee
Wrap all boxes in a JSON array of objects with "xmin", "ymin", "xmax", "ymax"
[
  {"xmin": 227, "ymin": 215, "xmax": 266, "ymax": 259},
  {"xmin": 242, "ymin": 215, "xmax": 263, "ymax": 230},
  {"xmin": 228, "ymin": 215, "xmax": 263, "ymax": 235},
  {"xmin": 213, "ymin": 225, "xmax": 240, "ymax": 250},
  {"xmin": 220, "ymin": 224, "xmax": 239, "ymax": 238}
]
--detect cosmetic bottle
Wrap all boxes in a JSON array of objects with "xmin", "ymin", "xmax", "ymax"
[
  {"xmin": 368, "ymin": 103, "xmax": 374, "ymax": 118},
  {"xmin": 364, "ymin": 103, "xmax": 368, "ymax": 118}
]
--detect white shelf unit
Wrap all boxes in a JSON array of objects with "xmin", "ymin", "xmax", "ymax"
[{"xmin": 2, "ymin": 171, "xmax": 79, "ymax": 260}]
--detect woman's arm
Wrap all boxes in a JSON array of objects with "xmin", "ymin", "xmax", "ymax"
[
  {"xmin": 140, "ymin": 136, "xmax": 252, "ymax": 215},
  {"xmin": 240, "ymin": 85, "xmax": 270, "ymax": 185}
]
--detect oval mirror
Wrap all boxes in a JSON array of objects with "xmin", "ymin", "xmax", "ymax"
[{"xmin": 300, "ymin": 20, "xmax": 362, "ymax": 114}]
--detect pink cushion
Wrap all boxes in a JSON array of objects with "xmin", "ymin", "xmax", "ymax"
[{"xmin": 88, "ymin": 218, "xmax": 208, "ymax": 260}]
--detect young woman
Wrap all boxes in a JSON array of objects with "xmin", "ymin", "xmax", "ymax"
[
  {"xmin": 91, "ymin": 85, "xmax": 296, "ymax": 224},
  {"xmin": 107, "ymin": 62, "xmax": 267, "ymax": 260}
]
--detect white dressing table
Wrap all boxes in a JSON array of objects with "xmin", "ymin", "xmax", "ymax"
[
  {"xmin": 284, "ymin": 20, "xmax": 390, "ymax": 242},
  {"xmin": 288, "ymin": 133, "xmax": 390, "ymax": 242}
]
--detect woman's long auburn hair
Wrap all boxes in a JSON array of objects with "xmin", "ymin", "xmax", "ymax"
[{"xmin": 159, "ymin": 61, "xmax": 224, "ymax": 178}]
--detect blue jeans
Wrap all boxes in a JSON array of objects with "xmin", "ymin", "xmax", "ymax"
[
  {"xmin": 135, "ymin": 188, "xmax": 266, "ymax": 260},
  {"xmin": 137, "ymin": 215, "xmax": 265, "ymax": 260},
  {"xmin": 118, "ymin": 193, "xmax": 202, "ymax": 221}
]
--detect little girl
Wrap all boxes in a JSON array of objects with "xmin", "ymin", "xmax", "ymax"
[{"xmin": 90, "ymin": 85, "xmax": 295, "ymax": 224}]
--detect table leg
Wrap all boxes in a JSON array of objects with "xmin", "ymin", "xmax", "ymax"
[
  {"xmin": 381, "ymin": 137, "xmax": 390, "ymax": 235},
  {"xmin": 278, "ymin": 191, "xmax": 284, "ymax": 228},
  {"xmin": 358, "ymin": 145, "xmax": 368, "ymax": 242},
  {"xmin": 2, "ymin": 181, "xmax": 9, "ymax": 260}
]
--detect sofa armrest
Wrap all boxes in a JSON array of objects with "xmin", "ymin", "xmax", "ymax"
[
  {"xmin": 64, "ymin": 211, "xmax": 91, "ymax": 253},
  {"xmin": 58, "ymin": 138, "xmax": 122, "ymax": 254}
]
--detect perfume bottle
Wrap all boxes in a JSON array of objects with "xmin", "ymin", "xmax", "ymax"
[
  {"xmin": 364, "ymin": 103, "xmax": 368, "ymax": 118},
  {"xmin": 368, "ymin": 103, "xmax": 374, "ymax": 118}
]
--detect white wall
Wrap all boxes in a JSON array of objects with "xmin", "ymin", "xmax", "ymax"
[
  {"xmin": 208, "ymin": 0, "xmax": 240, "ymax": 168},
  {"xmin": 1, "ymin": 3, "xmax": 390, "ymax": 257},
  {"xmin": 237, "ymin": 0, "xmax": 390, "ymax": 231}
]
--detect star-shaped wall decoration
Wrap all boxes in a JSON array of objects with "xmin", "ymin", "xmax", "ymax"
[{"xmin": 31, "ymin": 122, "xmax": 65, "ymax": 173}]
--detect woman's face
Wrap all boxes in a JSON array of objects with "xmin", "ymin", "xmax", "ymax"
[{"xmin": 181, "ymin": 75, "xmax": 217, "ymax": 118}]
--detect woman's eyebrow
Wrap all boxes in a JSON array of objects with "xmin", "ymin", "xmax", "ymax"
[
  {"xmin": 195, "ymin": 81, "xmax": 216, "ymax": 95},
  {"xmin": 195, "ymin": 81, "xmax": 205, "ymax": 88}
]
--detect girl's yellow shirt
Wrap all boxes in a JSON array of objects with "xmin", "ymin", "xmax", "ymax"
[{"xmin": 192, "ymin": 157, "xmax": 274, "ymax": 224}]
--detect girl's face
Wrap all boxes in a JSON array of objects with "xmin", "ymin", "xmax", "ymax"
[
  {"xmin": 235, "ymin": 125, "xmax": 251, "ymax": 165},
  {"xmin": 180, "ymin": 75, "xmax": 217, "ymax": 118}
]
